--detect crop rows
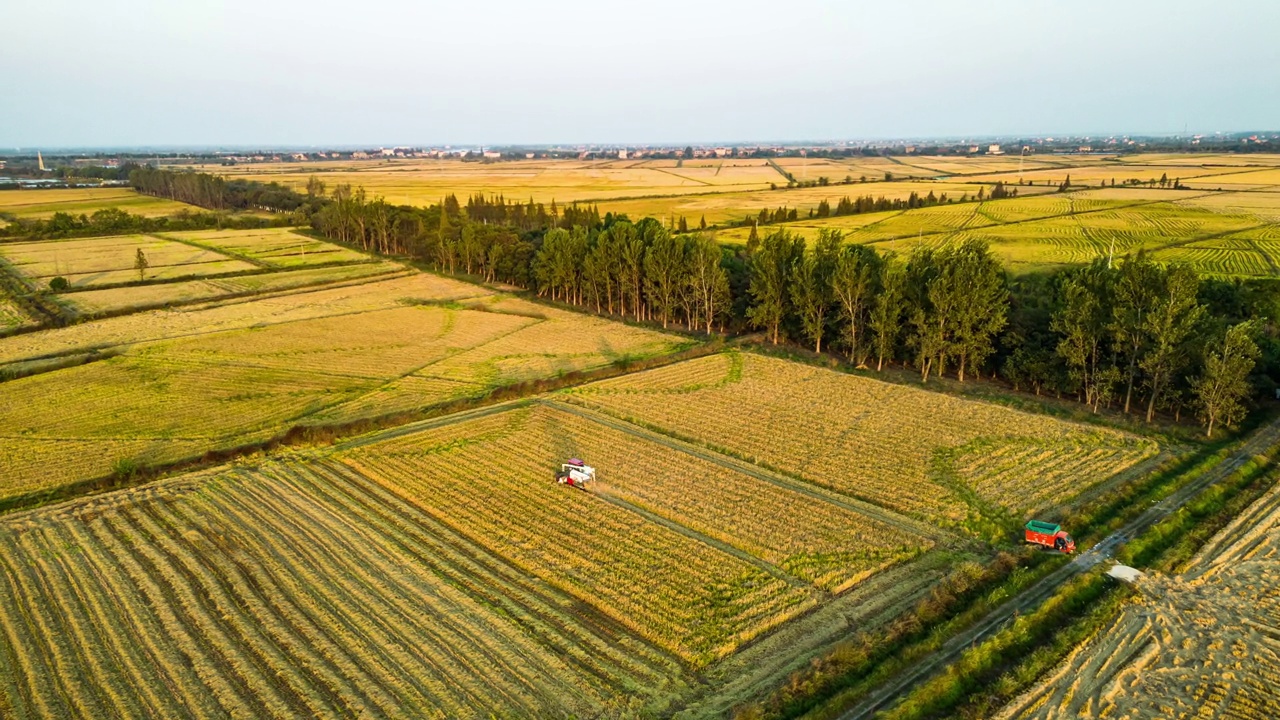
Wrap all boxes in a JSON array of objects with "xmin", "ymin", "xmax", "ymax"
[
  {"xmin": 565, "ymin": 352, "xmax": 1155, "ymax": 527},
  {"xmin": 340, "ymin": 405, "xmax": 819, "ymax": 664},
  {"xmin": 539, "ymin": 406, "xmax": 932, "ymax": 590},
  {"xmin": 0, "ymin": 461, "xmax": 682, "ymax": 719}
]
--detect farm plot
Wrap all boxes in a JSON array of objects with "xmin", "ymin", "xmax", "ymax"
[
  {"xmin": 0, "ymin": 294, "xmax": 35, "ymax": 331},
  {"xmin": 160, "ymin": 228, "xmax": 372, "ymax": 268},
  {"xmin": 0, "ymin": 272, "xmax": 486, "ymax": 366},
  {"xmin": 563, "ymin": 352, "xmax": 1156, "ymax": 528},
  {"xmin": 0, "ymin": 187, "xmax": 198, "ymax": 219},
  {"xmin": 0, "ymin": 235, "xmax": 254, "ymax": 289},
  {"xmin": 0, "ymin": 285, "xmax": 687, "ymax": 504},
  {"xmin": 339, "ymin": 404, "xmax": 824, "ymax": 664},
  {"xmin": 0, "ymin": 460, "xmax": 686, "ymax": 719},
  {"xmin": 63, "ymin": 261, "xmax": 407, "ymax": 314},
  {"xmin": 998, "ymin": 478, "xmax": 1280, "ymax": 720}
]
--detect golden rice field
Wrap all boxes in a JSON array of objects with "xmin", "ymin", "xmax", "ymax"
[
  {"xmin": 0, "ymin": 187, "xmax": 199, "ymax": 220},
  {"xmin": 0, "ymin": 235, "xmax": 255, "ymax": 289},
  {"xmin": 182, "ymin": 158, "xmax": 785, "ymax": 205},
  {"xmin": 563, "ymin": 352, "xmax": 1157, "ymax": 528},
  {"xmin": 0, "ymin": 460, "xmax": 690, "ymax": 718},
  {"xmin": 596, "ymin": 180, "xmax": 1052, "ymax": 226},
  {"xmin": 0, "ymin": 274, "xmax": 687, "ymax": 506},
  {"xmin": 714, "ymin": 185, "xmax": 1280, "ymax": 277},
  {"xmin": 63, "ymin": 261, "xmax": 407, "ymax": 314},
  {"xmin": 998, "ymin": 474, "xmax": 1280, "ymax": 720},
  {"xmin": 160, "ymin": 228, "xmax": 371, "ymax": 268}
]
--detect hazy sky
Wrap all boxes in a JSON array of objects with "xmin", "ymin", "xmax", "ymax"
[{"xmin": 3, "ymin": 0, "xmax": 1278, "ymax": 148}]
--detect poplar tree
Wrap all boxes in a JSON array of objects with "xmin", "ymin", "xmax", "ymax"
[
  {"xmin": 868, "ymin": 257, "xmax": 905, "ymax": 371},
  {"xmin": 747, "ymin": 230, "xmax": 801, "ymax": 344},
  {"xmin": 1140, "ymin": 264, "xmax": 1205, "ymax": 422},
  {"xmin": 790, "ymin": 230, "xmax": 840, "ymax": 353},
  {"xmin": 1193, "ymin": 322, "xmax": 1259, "ymax": 437},
  {"xmin": 831, "ymin": 241, "xmax": 881, "ymax": 364}
]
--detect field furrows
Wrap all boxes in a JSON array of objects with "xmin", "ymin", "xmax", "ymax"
[
  {"xmin": 0, "ymin": 462, "xmax": 682, "ymax": 718},
  {"xmin": 565, "ymin": 352, "xmax": 1155, "ymax": 529},
  {"xmin": 339, "ymin": 405, "xmax": 820, "ymax": 664}
]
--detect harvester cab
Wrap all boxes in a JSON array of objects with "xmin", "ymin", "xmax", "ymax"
[
  {"xmin": 556, "ymin": 458, "xmax": 595, "ymax": 489},
  {"xmin": 1024, "ymin": 520, "xmax": 1076, "ymax": 554}
]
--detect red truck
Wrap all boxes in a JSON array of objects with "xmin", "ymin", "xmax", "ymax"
[{"xmin": 1024, "ymin": 520, "xmax": 1075, "ymax": 553}]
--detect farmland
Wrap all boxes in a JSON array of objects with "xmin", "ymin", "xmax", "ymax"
[
  {"xmin": 0, "ymin": 228, "xmax": 406, "ymax": 319},
  {"xmin": 999, "ymin": 476, "xmax": 1280, "ymax": 720},
  {"xmin": 564, "ymin": 352, "xmax": 1158, "ymax": 529},
  {"xmin": 713, "ymin": 185, "xmax": 1280, "ymax": 276},
  {"xmin": 0, "ymin": 187, "xmax": 199, "ymax": 220},
  {"xmin": 0, "ymin": 271, "xmax": 688, "ymax": 506},
  {"xmin": 0, "ymin": 460, "xmax": 689, "ymax": 718}
]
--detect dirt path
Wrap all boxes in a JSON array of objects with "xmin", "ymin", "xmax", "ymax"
[{"xmin": 835, "ymin": 414, "xmax": 1280, "ymax": 720}]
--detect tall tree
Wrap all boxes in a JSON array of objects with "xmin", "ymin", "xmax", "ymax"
[
  {"xmin": 830, "ymin": 239, "xmax": 881, "ymax": 364},
  {"xmin": 868, "ymin": 257, "xmax": 905, "ymax": 372},
  {"xmin": 645, "ymin": 230, "xmax": 687, "ymax": 328},
  {"xmin": 686, "ymin": 234, "xmax": 730, "ymax": 333},
  {"xmin": 790, "ymin": 230, "xmax": 841, "ymax": 353},
  {"xmin": 1192, "ymin": 322, "xmax": 1259, "ymax": 437},
  {"xmin": 747, "ymin": 230, "xmax": 801, "ymax": 344},
  {"xmin": 1053, "ymin": 259, "xmax": 1116, "ymax": 410},
  {"xmin": 946, "ymin": 239, "xmax": 1007, "ymax": 382},
  {"xmin": 1111, "ymin": 251, "xmax": 1161, "ymax": 413},
  {"xmin": 1140, "ymin": 264, "xmax": 1205, "ymax": 422}
]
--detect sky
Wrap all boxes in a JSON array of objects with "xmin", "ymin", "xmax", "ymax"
[{"xmin": 2, "ymin": 0, "xmax": 1278, "ymax": 148}]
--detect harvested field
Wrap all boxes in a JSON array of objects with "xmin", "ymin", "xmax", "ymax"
[
  {"xmin": 563, "ymin": 352, "xmax": 1157, "ymax": 528},
  {"xmin": 0, "ymin": 461, "xmax": 687, "ymax": 718},
  {"xmin": 999, "ymin": 476, "xmax": 1280, "ymax": 720}
]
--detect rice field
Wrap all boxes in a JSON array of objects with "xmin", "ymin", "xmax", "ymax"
[
  {"xmin": 714, "ymin": 185, "xmax": 1280, "ymax": 277},
  {"xmin": 0, "ymin": 187, "xmax": 198, "ymax": 220},
  {"xmin": 0, "ymin": 277, "xmax": 687, "ymax": 504},
  {"xmin": 0, "ymin": 460, "xmax": 689, "ymax": 718},
  {"xmin": 0, "ymin": 235, "xmax": 255, "ymax": 289},
  {"xmin": 563, "ymin": 352, "xmax": 1157, "ymax": 528},
  {"xmin": 160, "ymin": 228, "xmax": 371, "ymax": 268},
  {"xmin": 63, "ymin": 261, "xmax": 407, "ymax": 314}
]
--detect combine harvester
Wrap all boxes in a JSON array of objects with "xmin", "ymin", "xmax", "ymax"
[
  {"xmin": 556, "ymin": 458, "xmax": 595, "ymax": 490},
  {"xmin": 1024, "ymin": 519, "xmax": 1075, "ymax": 553}
]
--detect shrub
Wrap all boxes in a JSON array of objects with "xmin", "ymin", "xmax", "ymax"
[{"xmin": 48, "ymin": 276, "xmax": 70, "ymax": 292}]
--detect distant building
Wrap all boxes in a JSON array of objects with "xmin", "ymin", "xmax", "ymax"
[
  {"xmin": 291, "ymin": 153, "xmax": 308, "ymax": 161},
  {"xmin": 526, "ymin": 152, "xmax": 536, "ymax": 159},
  {"xmin": 968, "ymin": 145, "xmax": 980, "ymax": 154},
  {"xmin": 987, "ymin": 144, "xmax": 1004, "ymax": 155},
  {"xmin": 617, "ymin": 150, "xmax": 628, "ymax": 159},
  {"xmin": 352, "ymin": 151, "xmax": 371, "ymax": 159},
  {"xmin": 379, "ymin": 148, "xmax": 396, "ymax": 156},
  {"xmin": 483, "ymin": 150, "xmax": 501, "ymax": 159}
]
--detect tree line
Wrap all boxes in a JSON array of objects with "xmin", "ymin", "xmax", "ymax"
[{"xmin": 126, "ymin": 168, "xmax": 1276, "ymax": 435}]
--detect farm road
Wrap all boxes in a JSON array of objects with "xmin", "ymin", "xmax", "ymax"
[{"xmin": 835, "ymin": 414, "xmax": 1280, "ymax": 720}]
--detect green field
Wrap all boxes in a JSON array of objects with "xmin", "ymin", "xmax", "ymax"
[{"xmin": 714, "ymin": 185, "xmax": 1280, "ymax": 275}]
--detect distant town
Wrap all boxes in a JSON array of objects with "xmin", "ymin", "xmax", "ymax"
[{"xmin": 1, "ymin": 131, "xmax": 1276, "ymax": 187}]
